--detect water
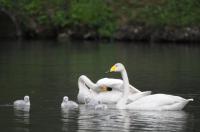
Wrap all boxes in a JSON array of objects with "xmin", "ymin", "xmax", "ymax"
[{"xmin": 0, "ymin": 40, "xmax": 200, "ymax": 132}]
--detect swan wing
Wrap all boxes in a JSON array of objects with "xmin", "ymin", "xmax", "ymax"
[
  {"xmin": 129, "ymin": 84, "xmax": 141, "ymax": 93},
  {"xmin": 128, "ymin": 91, "xmax": 151, "ymax": 102},
  {"xmin": 14, "ymin": 100, "xmax": 29, "ymax": 106}
]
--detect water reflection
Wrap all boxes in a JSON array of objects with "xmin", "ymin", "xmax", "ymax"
[
  {"xmin": 14, "ymin": 107, "xmax": 30, "ymax": 132},
  {"xmin": 76, "ymin": 105, "xmax": 131, "ymax": 131},
  {"xmin": 61, "ymin": 108, "xmax": 79, "ymax": 132},
  {"xmin": 61, "ymin": 105, "xmax": 189, "ymax": 131},
  {"xmin": 129, "ymin": 110, "xmax": 188, "ymax": 131},
  {"xmin": 14, "ymin": 106, "xmax": 30, "ymax": 112}
]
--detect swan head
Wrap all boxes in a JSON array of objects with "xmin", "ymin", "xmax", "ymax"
[
  {"xmin": 63, "ymin": 96, "xmax": 69, "ymax": 102},
  {"xmin": 110, "ymin": 63, "xmax": 125, "ymax": 72},
  {"xmin": 24, "ymin": 96, "xmax": 30, "ymax": 102}
]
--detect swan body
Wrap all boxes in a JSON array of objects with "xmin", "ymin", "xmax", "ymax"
[
  {"xmin": 110, "ymin": 63, "xmax": 193, "ymax": 110},
  {"xmin": 13, "ymin": 96, "xmax": 30, "ymax": 107},
  {"xmin": 61, "ymin": 96, "xmax": 78, "ymax": 109},
  {"xmin": 77, "ymin": 75, "xmax": 149, "ymax": 104},
  {"xmin": 126, "ymin": 94, "xmax": 193, "ymax": 110}
]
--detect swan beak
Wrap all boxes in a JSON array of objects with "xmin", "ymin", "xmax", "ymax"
[{"xmin": 110, "ymin": 65, "xmax": 117, "ymax": 72}]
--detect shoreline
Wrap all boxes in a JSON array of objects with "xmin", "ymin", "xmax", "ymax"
[{"xmin": 19, "ymin": 25, "xmax": 200, "ymax": 43}]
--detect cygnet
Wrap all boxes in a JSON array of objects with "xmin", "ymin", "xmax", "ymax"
[
  {"xmin": 61, "ymin": 96, "xmax": 78, "ymax": 109},
  {"xmin": 13, "ymin": 95, "xmax": 30, "ymax": 107}
]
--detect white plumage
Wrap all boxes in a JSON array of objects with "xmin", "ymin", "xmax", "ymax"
[
  {"xmin": 13, "ymin": 95, "xmax": 30, "ymax": 107},
  {"xmin": 61, "ymin": 96, "xmax": 78, "ymax": 109},
  {"xmin": 77, "ymin": 75, "xmax": 148, "ymax": 104},
  {"xmin": 109, "ymin": 63, "xmax": 193, "ymax": 110}
]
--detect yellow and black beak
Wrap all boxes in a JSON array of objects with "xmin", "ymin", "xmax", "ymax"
[{"xmin": 110, "ymin": 65, "xmax": 117, "ymax": 72}]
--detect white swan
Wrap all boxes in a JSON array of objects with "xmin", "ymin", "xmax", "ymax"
[
  {"xmin": 77, "ymin": 75, "xmax": 151, "ymax": 104},
  {"xmin": 110, "ymin": 63, "xmax": 193, "ymax": 110},
  {"xmin": 13, "ymin": 95, "xmax": 30, "ymax": 107},
  {"xmin": 61, "ymin": 96, "xmax": 78, "ymax": 109}
]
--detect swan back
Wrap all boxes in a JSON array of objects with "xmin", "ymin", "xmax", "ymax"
[
  {"xmin": 126, "ymin": 94, "xmax": 193, "ymax": 110},
  {"xmin": 128, "ymin": 91, "xmax": 151, "ymax": 102}
]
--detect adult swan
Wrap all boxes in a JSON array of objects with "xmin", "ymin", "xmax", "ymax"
[
  {"xmin": 109, "ymin": 63, "xmax": 193, "ymax": 110},
  {"xmin": 77, "ymin": 75, "xmax": 151, "ymax": 104}
]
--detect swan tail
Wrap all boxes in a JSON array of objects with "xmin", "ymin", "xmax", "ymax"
[{"xmin": 187, "ymin": 98, "xmax": 194, "ymax": 102}]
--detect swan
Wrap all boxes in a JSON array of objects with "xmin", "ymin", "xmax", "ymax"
[
  {"xmin": 77, "ymin": 75, "xmax": 151, "ymax": 104},
  {"xmin": 61, "ymin": 96, "xmax": 78, "ymax": 109},
  {"xmin": 109, "ymin": 63, "xmax": 193, "ymax": 110},
  {"xmin": 13, "ymin": 95, "xmax": 30, "ymax": 107}
]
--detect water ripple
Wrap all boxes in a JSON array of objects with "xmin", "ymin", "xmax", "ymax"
[{"xmin": 60, "ymin": 104, "xmax": 191, "ymax": 132}]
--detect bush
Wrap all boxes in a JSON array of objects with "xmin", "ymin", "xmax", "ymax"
[
  {"xmin": 138, "ymin": 0, "xmax": 200, "ymax": 26},
  {"xmin": 67, "ymin": 0, "xmax": 117, "ymax": 37}
]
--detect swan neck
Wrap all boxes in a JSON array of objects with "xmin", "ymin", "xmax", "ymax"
[
  {"xmin": 78, "ymin": 75, "xmax": 97, "ymax": 90},
  {"xmin": 121, "ymin": 69, "xmax": 129, "ymax": 98},
  {"xmin": 116, "ymin": 69, "xmax": 129, "ymax": 109}
]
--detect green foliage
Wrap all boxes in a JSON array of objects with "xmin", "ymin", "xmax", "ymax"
[
  {"xmin": 1, "ymin": 0, "xmax": 200, "ymax": 38},
  {"xmin": 67, "ymin": 0, "xmax": 116, "ymax": 37},
  {"xmin": 0, "ymin": 0, "xmax": 68, "ymax": 27},
  {"xmin": 52, "ymin": 10, "xmax": 68, "ymax": 27},
  {"xmin": 138, "ymin": 0, "xmax": 200, "ymax": 26}
]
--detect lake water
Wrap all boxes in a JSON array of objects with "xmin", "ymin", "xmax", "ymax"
[{"xmin": 0, "ymin": 40, "xmax": 200, "ymax": 132}]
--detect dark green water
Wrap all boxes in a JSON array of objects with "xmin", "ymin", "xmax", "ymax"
[{"xmin": 0, "ymin": 40, "xmax": 200, "ymax": 132}]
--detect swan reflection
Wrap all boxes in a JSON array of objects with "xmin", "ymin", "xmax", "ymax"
[
  {"xmin": 65, "ymin": 105, "xmax": 189, "ymax": 131},
  {"xmin": 129, "ymin": 110, "xmax": 188, "ymax": 131},
  {"xmin": 13, "ymin": 107, "xmax": 30, "ymax": 132},
  {"xmin": 61, "ymin": 108, "xmax": 79, "ymax": 132},
  {"xmin": 77, "ymin": 105, "xmax": 130, "ymax": 131}
]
